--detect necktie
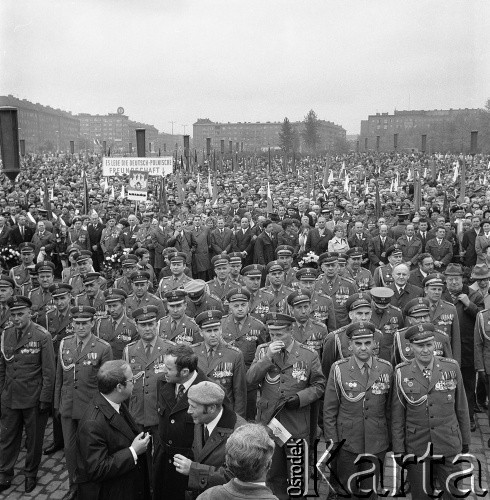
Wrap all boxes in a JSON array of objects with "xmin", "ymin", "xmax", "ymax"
[
  {"xmin": 20, "ymin": 227, "xmax": 24, "ymax": 237},
  {"xmin": 145, "ymin": 343, "xmax": 152, "ymax": 359},
  {"xmin": 176, "ymin": 384, "xmax": 185, "ymax": 402},
  {"xmin": 208, "ymin": 347, "xmax": 214, "ymax": 359},
  {"xmin": 16, "ymin": 329, "xmax": 22, "ymax": 343},
  {"xmin": 76, "ymin": 340, "xmax": 83, "ymax": 356},
  {"xmin": 422, "ymin": 233, "xmax": 426, "ymax": 239},
  {"xmin": 171, "ymin": 320, "xmax": 177, "ymax": 333},
  {"xmin": 363, "ymin": 362, "xmax": 370, "ymax": 382},
  {"xmin": 423, "ymin": 367, "xmax": 431, "ymax": 380},
  {"xmin": 203, "ymin": 426, "xmax": 210, "ymax": 444}
]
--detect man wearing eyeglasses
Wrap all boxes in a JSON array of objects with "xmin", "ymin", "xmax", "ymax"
[{"xmin": 54, "ymin": 306, "xmax": 113, "ymax": 500}]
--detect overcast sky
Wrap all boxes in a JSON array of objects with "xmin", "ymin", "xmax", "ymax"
[{"xmin": 1, "ymin": 0, "xmax": 489, "ymax": 135}]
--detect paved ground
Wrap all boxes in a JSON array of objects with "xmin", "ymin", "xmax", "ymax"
[{"xmin": 1, "ymin": 411, "xmax": 489, "ymax": 499}]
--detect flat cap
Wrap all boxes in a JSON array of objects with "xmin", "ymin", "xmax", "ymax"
[
  {"xmin": 346, "ymin": 321, "xmax": 375, "ymax": 340},
  {"xmin": 35, "ymin": 261, "xmax": 55, "ymax": 274},
  {"xmin": 130, "ymin": 271, "xmax": 150, "ymax": 283},
  {"xmin": 226, "ymin": 287, "xmax": 251, "ymax": 303},
  {"xmin": 83, "ymin": 272, "xmax": 101, "ymax": 284},
  {"xmin": 405, "ymin": 323, "xmax": 435, "ymax": 343},
  {"xmin": 345, "ymin": 292, "xmax": 371, "ymax": 311},
  {"xmin": 265, "ymin": 312, "xmax": 294, "ymax": 330},
  {"xmin": 0, "ymin": 276, "xmax": 15, "ymax": 289},
  {"xmin": 422, "ymin": 273, "xmax": 445, "ymax": 287},
  {"xmin": 164, "ymin": 289, "xmax": 187, "ymax": 304},
  {"xmin": 183, "ymin": 280, "xmax": 206, "ymax": 295},
  {"xmin": 70, "ymin": 305, "xmax": 96, "ymax": 321},
  {"xmin": 76, "ymin": 250, "xmax": 93, "ymax": 263},
  {"xmin": 370, "ymin": 287, "xmax": 394, "ymax": 304},
  {"xmin": 346, "ymin": 247, "xmax": 363, "ymax": 258},
  {"xmin": 228, "ymin": 252, "xmax": 243, "ymax": 264},
  {"xmin": 169, "ymin": 252, "xmax": 187, "ymax": 263},
  {"xmin": 195, "ymin": 310, "xmax": 223, "ymax": 329},
  {"xmin": 103, "ymin": 288, "xmax": 128, "ymax": 303},
  {"xmin": 444, "ymin": 263, "xmax": 463, "ymax": 276},
  {"xmin": 296, "ymin": 268, "xmax": 318, "ymax": 281},
  {"xmin": 188, "ymin": 381, "xmax": 225, "ymax": 405},
  {"xmin": 287, "ymin": 290, "xmax": 311, "ymax": 307},
  {"xmin": 403, "ymin": 297, "xmax": 430, "ymax": 317},
  {"xmin": 211, "ymin": 255, "xmax": 230, "ymax": 268},
  {"xmin": 275, "ymin": 245, "xmax": 294, "ymax": 257},
  {"xmin": 241, "ymin": 264, "xmax": 263, "ymax": 277},
  {"xmin": 318, "ymin": 252, "xmax": 338, "ymax": 266},
  {"xmin": 7, "ymin": 295, "xmax": 32, "ymax": 311},
  {"xmin": 19, "ymin": 242, "xmax": 35, "ymax": 254},
  {"xmin": 121, "ymin": 254, "xmax": 138, "ymax": 267},
  {"xmin": 386, "ymin": 245, "xmax": 402, "ymax": 258},
  {"xmin": 132, "ymin": 305, "xmax": 159, "ymax": 323},
  {"xmin": 49, "ymin": 283, "xmax": 72, "ymax": 297},
  {"xmin": 266, "ymin": 260, "xmax": 284, "ymax": 274}
]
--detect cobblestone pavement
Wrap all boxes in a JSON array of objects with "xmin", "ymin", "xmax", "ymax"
[{"xmin": 1, "ymin": 412, "xmax": 489, "ymax": 499}]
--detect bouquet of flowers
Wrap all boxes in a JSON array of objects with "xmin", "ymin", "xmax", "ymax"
[
  {"xmin": 0, "ymin": 245, "xmax": 21, "ymax": 269},
  {"xmin": 297, "ymin": 251, "xmax": 319, "ymax": 269},
  {"xmin": 101, "ymin": 251, "xmax": 126, "ymax": 286}
]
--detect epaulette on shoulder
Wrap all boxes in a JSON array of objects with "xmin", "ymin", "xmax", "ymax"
[
  {"xmin": 434, "ymin": 327, "xmax": 449, "ymax": 337},
  {"xmin": 311, "ymin": 319, "xmax": 328, "ymax": 329},
  {"xmin": 209, "ymin": 292, "xmax": 222, "ymax": 301},
  {"xmin": 126, "ymin": 340, "xmax": 138, "ymax": 348},
  {"xmin": 205, "ymin": 279, "xmax": 214, "ymax": 285},
  {"xmin": 251, "ymin": 316, "xmax": 266, "ymax": 328},
  {"xmin": 34, "ymin": 324, "xmax": 50, "ymax": 336},
  {"xmin": 341, "ymin": 276, "xmax": 355, "ymax": 284},
  {"xmin": 224, "ymin": 342, "xmax": 240, "ymax": 352},
  {"xmin": 299, "ymin": 343, "xmax": 316, "ymax": 353},
  {"xmin": 333, "ymin": 358, "xmax": 349, "ymax": 367},
  {"xmin": 260, "ymin": 289, "xmax": 274, "ymax": 297},
  {"xmin": 95, "ymin": 337, "xmax": 110, "ymax": 347},
  {"xmin": 76, "ymin": 292, "xmax": 85, "ymax": 297},
  {"xmin": 441, "ymin": 300, "xmax": 456, "ymax": 307},
  {"xmin": 438, "ymin": 356, "xmax": 458, "ymax": 364},
  {"xmin": 389, "ymin": 304, "xmax": 402, "ymax": 312},
  {"xmin": 62, "ymin": 334, "xmax": 75, "ymax": 342},
  {"xmin": 315, "ymin": 290, "xmax": 329, "ymax": 297},
  {"xmin": 30, "ymin": 286, "xmax": 40, "ymax": 293},
  {"xmin": 395, "ymin": 360, "xmax": 411, "ymax": 371},
  {"xmin": 330, "ymin": 326, "xmax": 347, "ymax": 336},
  {"xmin": 163, "ymin": 339, "xmax": 176, "ymax": 346},
  {"xmin": 191, "ymin": 341, "xmax": 203, "ymax": 348},
  {"xmin": 376, "ymin": 357, "xmax": 393, "ymax": 367}
]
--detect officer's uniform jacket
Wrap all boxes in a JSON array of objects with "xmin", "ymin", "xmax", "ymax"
[
  {"xmin": 373, "ymin": 264, "xmax": 395, "ymax": 288},
  {"xmin": 247, "ymin": 289, "xmax": 274, "ymax": 324},
  {"xmin": 323, "ymin": 356, "xmax": 393, "ymax": 454},
  {"xmin": 473, "ymin": 309, "xmax": 490, "ymax": 373},
  {"xmin": 19, "ymin": 280, "xmax": 34, "ymax": 297},
  {"xmin": 371, "ymin": 304, "xmax": 404, "ymax": 362},
  {"xmin": 247, "ymin": 340, "xmax": 325, "ymax": 438},
  {"xmin": 291, "ymin": 318, "xmax": 329, "ymax": 356},
  {"xmin": 44, "ymin": 309, "xmax": 74, "ymax": 352},
  {"xmin": 206, "ymin": 277, "xmax": 235, "ymax": 302},
  {"xmin": 123, "ymin": 337, "xmax": 175, "ymax": 427},
  {"xmin": 68, "ymin": 273, "xmax": 85, "ymax": 296},
  {"xmin": 315, "ymin": 275, "xmax": 359, "ymax": 328},
  {"xmin": 54, "ymin": 333, "xmax": 113, "ymax": 419},
  {"xmin": 220, "ymin": 314, "xmax": 267, "ymax": 368},
  {"xmin": 185, "ymin": 293, "xmax": 224, "ymax": 319},
  {"xmin": 96, "ymin": 314, "xmax": 138, "ymax": 359},
  {"xmin": 74, "ymin": 289, "xmax": 107, "ymax": 319},
  {"xmin": 158, "ymin": 314, "xmax": 201, "ymax": 345},
  {"xmin": 264, "ymin": 269, "xmax": 298, "ymax": 290},
  {"xmin": 157, "ymin": 274, "xmax": 192, "ymax": 299},
  {"xmin": 0, "ymin": 321, "xmax": 55, "ymax": 409},
  {"xmin": 392, "ymin": 357, "xmax": 471, "ymax": 457},
  {"xmin": 342, "ymin": 266, "xmax": 374, "ymax": 292},
  {"xmin": 429, "ymin": 300, "xmax": 461, "ymax": 365},
  {"xmin": 392, "ymin": 327, "xmax": 453, "ymax": 366},
  {"xmin": 262, "ymin": 284, "xmax": 293, "ymax": 314},
  {"xmin": 61, "ymin": 266, "xmax": 79, "ymax": 284},
  {"xmin": 308, "ymin": 290, "xmax": 336, "ymax": 332},
  {"xmin": 9, "ymin": 264, "xmax": 31, "ymax": 289},
  {"xmin": 28, "ymin": 287, "xmax": 55, "ymax": 323},
  {"xmin": 113, "ymin": 276, "xmax": 133, "ymax": 296},
  {"xmin": 229, "ymin": 275, "xmax": 245, "ymax": 287},
  {"xmin": 0, "ymin": 307, "xmax": 12, "ymax": 332},
  {"xmin": 322, "ymin": 326, "xmax": 383, "ymax": 381},
  {"xmin": 126, "ymin": 292, "xmax": 166, "ymax": 321},
  {"xmin": 192, "ymin": 340, "xmax": 247, "ymax": 418}
]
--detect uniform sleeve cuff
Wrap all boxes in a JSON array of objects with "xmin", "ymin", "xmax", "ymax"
[{"xmin": 129, "ymin": 446, "xmax": 138, "ymax": 464}]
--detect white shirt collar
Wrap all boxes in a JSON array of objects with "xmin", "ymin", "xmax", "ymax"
[
  {"xmin": 206, "ymin": 407, "xmax": 224, "ymax": 436},
  {"xmin": 176, "ymin": 370, "xmax": 198, "ymax": 396},
  {"xmin": 101, "ymin": 393, "xmax": 121, "ymax": 414}
]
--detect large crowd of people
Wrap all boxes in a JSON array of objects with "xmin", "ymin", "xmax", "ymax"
[{"xmin": 0, "ymin": 149, "xmax": 489, "ymax": 499}]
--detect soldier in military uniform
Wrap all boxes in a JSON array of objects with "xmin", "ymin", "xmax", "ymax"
[
  {"xmin": 220, "ymin": 287, "xmax": 267, "ymax": 420},
  {"xmin": 228, "ymin": 252, "xmax": 245, "ymax": 286},
  {"xmin": 74, "ymin": 272, "xmax": 107, "ymax": 320},
  {"xmin": 373, "ymin": 244, "xmax": 403, "ymax": 287},
  {"xmin": 315, "ymin": 253, "xmax": 358, "ymax": 328},
  {"xmin": 322, "ymin": 293, "xmax": 383, "ymax": 380},
  {"xmin": 9, "ymin": 242, "xmax": 36, "ymax": 291},
  {"xmin": 126, "ymin": 270, "xmax": 165, "ymax": 321},
  {"xmin": 295, "ymin": 267, "xmax": 336, "ymax": 331},
  {"xmin": 123, "ymin": 305, "xmax": 175, "ymax": 435},
  {"xmin": 324, "ymin": 322, "xmax": 393, "ymax": 499},
  {"xmin": 183, "ymin": 279, "xmax": 224, "ymax": 319},
  {"xmin": 28, "ymin": 261, "xmax": 56, "ymax": 324},
  {"xmin": 475, "ymin": 307, "xmax": 490, "ymax": 444},
  {"xmin": 392, "ymin": 323, "xmax": 471, "ymax": 499},
  {"xmin": 263, "ymin": 260, "xmax": 294, "ymax": 313},
  {"xmin": 241, "ymin": 264, "xmax": 274, "ymax": 324},
  {"xmin": 206, "ymin": 255, "xmax": 235, "ymax": 308},
  {"xmin": 19, "ymin": 267, "xmax": 38, "ymax": 297},
  {"xmin": 191, "ymin": 310, "xmax": 247, "ymax": 418},
  {"xmin": 96, "ymin": 289, "xmax": 138, "ymax": 359},
  {"xmin": 423, "ymin": 273, "xmax": 461, "ymax": 364},
  {"xmin": 159, "ymin": 290, "xmax": 201, "ymax": 345},
  {"xmin": 61, "ymin": 246, "xmax": 80, "ymax": 284},
  {"xmin": 0, "ymin": 276, "xmax": 14, "ymax": 331},
  {"xmin": 393, "ymin": 297, "xmax": 453, "ymax": 367},
  {"xmin": 157, "ymin": 252, "xmax": 192, "ymax": 300},
  {"xmin": 274, "ymin": 245, "xmax": 298, "ymax": 289},
  {"xmin": 370, "ymin": 287, "xmax": 404, "ymax": 362},
  {"xmin": 54, "ymin": 306, "xmax": 113, "ymax": 500},
  {"xmin": 343, "ymin": 247, "xmax": 374, "ymax": 291},
  {"xmin": 42, "ymin": 283, "xmax": 74, "ymax": 456},
  {"xmin": 113, "ymin": 253, "xmax": 139, "ymax": 296},
  {"xmin": 247, "ymin": 312, "xmax": 325, "ymax": 500},
  {"xmin": 0, "ymin": 296, "xmax": 55, "ymax": 494}
]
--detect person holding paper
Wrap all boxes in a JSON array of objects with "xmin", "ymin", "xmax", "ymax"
[{"xmin": 246, "ymin": 312, "xmax": 325, "ymax": 500}]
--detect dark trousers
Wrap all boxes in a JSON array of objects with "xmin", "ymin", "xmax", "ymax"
[
  {"xmin": 61, "ymin": 416, "xmax": 79, "ymax": 485},
  {"xmin": 246, "ymin": 386, "xmax": 258, "ymax": 421},
  {"xmin": 0, "ymin": 406, "xmax": 49, "ymax": 481},
  {"xmin": 477, "ymin": 371, "xmax": 488, "ymax": 406},
  {"xmin": 407, "ymin": 458, "xmax": 462, "ymax": 499},
  {"xmin": 461, "ymin": 366, "xmax": 475, "ymax": 422},
  {"xmin": 336, "ymin": 448, "xmax": 385, "ymax": 499}
]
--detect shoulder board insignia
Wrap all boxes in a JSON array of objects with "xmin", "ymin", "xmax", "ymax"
[
  {"xmin": 333, "ymin": 358, "xmax": 349, "ymax": 366},
  {"xmin": 224, "ymin": 343, "xmax": 240, "ymax": 352},
  {"xmin": 438, "ymin": 357, "xmax": 457, "ymax": 364},
  {"xmin": 434, "ymin": 328, "xmax": 449, "ymax": 337},
  {"xmin": 341, "ymin": 277, "xmax": 355, "ymax": 284},
  {"xmin": 251, "ymin": 317, "xmax": 266, "ymax": 328},
  {"xmin": 261, "ymin": 290, "xmax": 274, "ymax": 297},
  {"xmin": 330, "ymin": 326, "xmax": 347, "ymax": 336},
  {"xmin": 127, "ymin": 340, "xmax": 138, "ymax": 348},
  {"xmin": 205, "ymin": 280, "xmax": 213, "ymax": 285},
  {"xmin": 395, "ymin": 361, "xmax": 411, "ymax": 370},
  {"xmin": 208, "ymin": 293, "xmax": 222, "ymax": 301},
  {"xmin": 441, "ymin": 300, "xmax": 455, "ymax": 307},
  {"xmin": 299, "ymin": 343, "xmax": 316, "ymax": 353},
  {"xmin": 376, "ymin": 357, "xmax": 393, "ymax": 367},
  {"xmin": 389, "ymin": 305, "xmax": 402, "ymax": 312},
  {"xmin": 35, "ymin": 325, "xmax": 50, "ymax": 336},
  {"xmin": 312, "ymin": 319, "xmax": 328, "ymax": 329},
  {"xmin": 95, "ymin": 337, "xmax": 111, "ymax": 346},
  {"xmin": 191, "ymin": 342, "xmax": 203, "ymax": 348}
]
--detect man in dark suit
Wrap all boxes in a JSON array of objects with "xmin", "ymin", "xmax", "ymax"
[
  {"xmin": 117, "ymin": 214, "xmax": 139, "ymax": 251},
  {"xmin": 389, "ymin": 263, "xmax": 423, "ymax": 310},
  {"xmin": 367, "ymin": 224, "xmax": 395, "ymax": 273},
  {"xmin": 87, "ymin": 214, "xmax": 105, "ymax": 271},
  {"xmin": 229, "ymin": 199, "xmax": 246, "ymax": 219},
  {"xmin": 253, "ymin": 219, "xmax": 277, "ymax": 266},
  {"xmin": 231, "ymin": 217, "xmax": 254, "ymax": 266},
  {"xmin": 396, "ymin": 224, "xmax": 422, "ymax": 269},
  {"xmin": 8, "ymin": 215, "xmax": 34, "ymax": 247},
  {"xmin": 153, "ymin": 344, "xmax": 208, "ymax": 500},
  {"xmin": 461, "ymin": 215, "xmax": 481, "ymax": 267},
  {"xmin": 76, "ymin": 360, "xmax": 151, "ymax": 500},
  {"xmin": 173, "ymin": 381, "xmax": 246, "ymax": 498},
  {"xmin": 425, "ymin": 227, "xmax": 453, "ymax": 271},
  {"xmin": 408, "ymin": 253, "xmax": 434, "ymax": 288},
  {"xmin": 305, "ymin": 216, "xmax": 332, "ymax": 255},
  {"xmin": 167, "ymin": 220, "xmax": 198, "ymax": 268},
  {"xmin": 415, "ymin": 219, "xmax": 431, "ymax": 252},
  {"xmin": 210, "ymin": 216, "xmax": 233, "ymax": 257},
  {"xmin": 31, "ymin": 221, "xmax": 56, "ymax": 260},
  {"xmin": 0, "ymin": 216, "xmax": 11, "ymax": 246}
]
